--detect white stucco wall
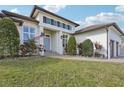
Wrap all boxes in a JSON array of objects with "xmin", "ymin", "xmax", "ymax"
[
  {"xmin": 35, "ymin": 10, "xmax": 77, "ymax": 34},
  {"xmin": 51, "ymin": 31, "xmax": 58, "ymax": 52},
  {"xmin": 120, "ymin": 36, "xmax": 124, "ymax": 56},
  {"xmin": 108, "ymin": 26, "xmax": 122, "ymax": 58},
  {"xmin": 75, "ymin": 28, "xmax": 107, "ymax": 57},
  {"xmin": 120, "ymin": 43, "xmax": 124, "ymax": 56},
  {"xmin": 56, "ymin": 31, "xmax": 63, "ymax": 54},
  {"xmin": 15, "ymin": 23, "xmax": 22, "ymax": 44},
  {"xmin": 34, "ymin": 10, "xmax": 77, "ymax": 54}
]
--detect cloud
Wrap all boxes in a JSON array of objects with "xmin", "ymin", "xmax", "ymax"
[
  {"xmin": 75, "ymin": 12, "xmax": 124, "ymax": 31},
  {"xmin": 43, "ymin": 5, "xmax": 66, "ymax": 13},
  {"xmin": 10, "ymin": 8, "xmax": 20, "ymax": 14},
  {"xmin": 82, "ymin": 12, "xmax": 124, "ymax": 27},
  {"xmin": 115, "ymin": 5, "xmax": 124, "ymax": 12},
  {"xmin": 74, "ymin": 20, "xmax": 83, "ymax": 24}
]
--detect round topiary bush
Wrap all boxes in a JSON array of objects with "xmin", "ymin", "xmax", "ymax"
[
  {"xmin": 81, "ymin": 39, "xmax": 94, "ymax": 57},
  {"xmin": 67, "ymin": 36, "xmax": 77, "ymax": 55}
]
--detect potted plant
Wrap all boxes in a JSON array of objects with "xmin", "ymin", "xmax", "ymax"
[
  {"xmin": 95, "ymin": 42, "xmax": 102, "ymax": 50},
  {"xmin": 38, "ymin": 44, "xmax": 45, "ymax": 56}
]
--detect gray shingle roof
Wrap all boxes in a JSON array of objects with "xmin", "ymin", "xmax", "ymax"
[{"xmin": 75, "ymin": 22, "xmax": 124, "ymax": 35}]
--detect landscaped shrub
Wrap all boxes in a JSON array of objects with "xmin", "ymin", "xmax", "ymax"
[
  {"xmin": 81, "ymin": 39, "xmax": 94, "ymax": 57},
  {"xmin": 67, "ymin": 36, "xmax": 77, "ymax": 55},
  {"xmin": 19, "ymin": 44, "xmax": 28, "ymax": 57},
  {"xmin": 19, "ymin": 39, "xmax": 37, "ymax": 56},
  {"xmin": 0, "ymin": 17, "xmax": 20, "ymax": 57},
  {"xmin": 78, "ymin": 43, "xmax": 83, "ymax": 55}
]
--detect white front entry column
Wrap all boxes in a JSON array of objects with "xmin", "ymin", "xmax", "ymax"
[
  {"xmin": 18, "ymin": 26, "xmax": 23, "ymax": 44},
  {"xmin": 107, "ymin": 29, "xmax": 110, "ymax": 59},
  {"xmin": 56, "ymin": 31, "xmax": 63, "ymax": 55},
  {"xmin": 39, "ymin": 26, "xmax": 45, "ymax": 56}
]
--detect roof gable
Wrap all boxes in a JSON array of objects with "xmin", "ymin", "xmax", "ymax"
[
  {"xmin": 2, "ymin": 10, "xmax": 39, "ymax": 23},
  {"xmin": 30, "ymin": 5, "xmax": 79, "ymax": 26}
]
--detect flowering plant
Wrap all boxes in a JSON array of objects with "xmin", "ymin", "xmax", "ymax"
[
  {"xmin": 38, "ymin": 44, "xmax": 45, "ymax": 52},
  {"xmin": 95, "ymin": 42, "xmax": 102, "ymax": 49}
]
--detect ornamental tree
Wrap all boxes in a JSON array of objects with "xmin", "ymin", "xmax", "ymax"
[{"xmin": 67, "ymin": 36, "xmax": 77, "ymax": 55}]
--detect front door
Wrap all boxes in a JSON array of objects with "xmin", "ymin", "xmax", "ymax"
[
  {"xmin": 110, "ymin": 40, "xmax": 114, "ymax": 58},
  {"xmin": 44, "ymin": 35, "xmax": 50, "ymax": 51}
]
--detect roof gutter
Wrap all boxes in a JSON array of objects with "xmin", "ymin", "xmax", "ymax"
[
  {"xmin": 106, "ymin": 27, "xmax": 109, "ymax": 59},
  {"xmin": 2, "ymin": 10, "xmax": 39, "ymax": 23}
]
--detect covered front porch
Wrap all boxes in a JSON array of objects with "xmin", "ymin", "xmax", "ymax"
[{"xmin": 42, "ymin": 28, "xmax": 64, "ymax": 55}]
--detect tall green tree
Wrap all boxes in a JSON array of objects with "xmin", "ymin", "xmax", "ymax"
[
  {"xmin": 0, "ymin": 17, "xmax": 20, "ymax": 57},
  {"xmin": 67, "ymin": 36, "xmax": 77, "ymax": 55}
]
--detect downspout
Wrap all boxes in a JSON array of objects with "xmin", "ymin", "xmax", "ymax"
[{"xmin": 106, "ymin": 27, "xmax": 109, "ymax": 59}]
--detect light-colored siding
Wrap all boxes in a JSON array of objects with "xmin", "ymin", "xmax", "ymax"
[
  {"xmin": 35, "ymin": 10, "xmax": 76, "ymax": 34},
  {"xmin": 75, "ymin": 28, "xmax": 107, "ymax": 57},
  {"xmin": 108, "ymin": 26, "xmax": 122, "ymax": 57}
]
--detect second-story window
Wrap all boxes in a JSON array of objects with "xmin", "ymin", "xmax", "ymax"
[
  {"xmin": 65, "ymin": 25, "xmax": 68, "ymax": 30},
  {"xmin": 51, "ymin": 19, "xmax": 54, "ymax": 25},
  {"xmin": 57, "ymin": 21, "xmax": 60, "ymax": 27},
  {"xmin": 62, "ymin": 23, "xmax": 65, "ymax": 28},
  {"xmin": 54, "ymin": 20, "xmax": 57, "ymax": 26},
  {"xmin": 43, "ymin": 16, "xmax": 47, "ymax": 23},
  {"xmin": 60, "ymin": 23, "xmax": 63, "ymax": 28},
  {"xmin": 46, "ymin": 18, "xmax": 51, "ymax": 24},
  {"xmin": 67, "ymin": 25, "xmax": 72, "ymax": 30},
  {"xmin": 43, "ymin": 16, "xmax": 72, "ymax": 30},
  {"xmin": 43, "ymin": 16, "xmax": 51, "ymax": 24}
]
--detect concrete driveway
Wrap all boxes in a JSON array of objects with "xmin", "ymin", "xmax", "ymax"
[{"xmin": 49, "ymin": 55, "xmax": 124, "ymax": 63}]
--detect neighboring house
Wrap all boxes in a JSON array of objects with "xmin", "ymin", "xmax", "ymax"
[{"xmin": 0, "ymin": 5, "xmax": 124, "ymax": 59}]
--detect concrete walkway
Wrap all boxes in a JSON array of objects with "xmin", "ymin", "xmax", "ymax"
[{"xmin": 49, "ymin": 55, "xmax": 124, "ymax": 63}]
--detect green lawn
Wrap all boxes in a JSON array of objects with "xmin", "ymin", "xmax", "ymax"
[{"xmin": 0, "ymin": 57, "xmax": 124, "ymax": 87}]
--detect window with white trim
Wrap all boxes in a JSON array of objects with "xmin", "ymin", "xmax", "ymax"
[
  {"xmin": 43, "ymin": 16, "xmax": 72, "ymax": 31},
  {"xmin": 62, "ymin": 35, "xmax": 68, "ymax": 48},
  {"xmin": 23, "ymin": 26, "xmax": 35, "ymax": 42}
]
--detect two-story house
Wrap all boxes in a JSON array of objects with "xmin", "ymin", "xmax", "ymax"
[{"xmin": 0, "ymin": 5, "xmax": 124, "ymax": 59}]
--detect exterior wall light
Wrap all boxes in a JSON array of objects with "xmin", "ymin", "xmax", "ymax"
[
  {"xmin": 61, "ymin": 35, "xmax": 63, "ymax": 39},
  {"xmin": 40, "ymin": 32, "xmax": 45, "ymax": 37}
]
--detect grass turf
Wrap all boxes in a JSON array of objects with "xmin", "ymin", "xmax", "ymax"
[{"xmin": 0, "ymin": 57, "xmax": 124, "ymax": 87}]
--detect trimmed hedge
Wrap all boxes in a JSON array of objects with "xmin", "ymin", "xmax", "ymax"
[
  {"xmin": 67, "ymin": 36, "xmax": 76, "ymax": 55},
  {"xmin": 0, "ymin": 17, "xmax": 20, "ymax": 57},
  {"xmin": 81, "ymin": 39, "xmax": 94, "ymax": 57}
]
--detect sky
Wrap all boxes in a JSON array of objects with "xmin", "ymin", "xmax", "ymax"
[{"xmin": 0, "ymin": 5, "xmax": 124, "ymax": 31}]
